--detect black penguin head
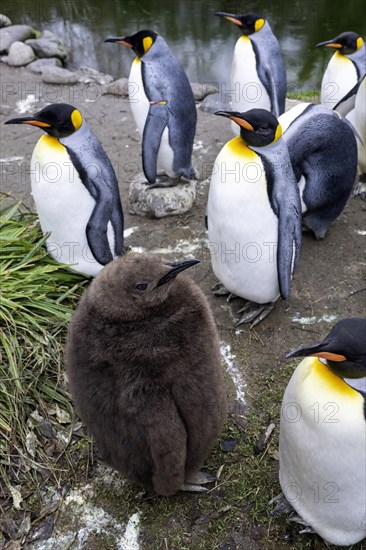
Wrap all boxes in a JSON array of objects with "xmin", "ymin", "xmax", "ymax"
[
  {"xmin": 216, "ymin": 12, "xmax": 266, "ymax": 35},
  {"xmin": 316, "ymin": 32, "xmax": 364, "ymax": 55},
  {"xmin": 285, "ymin": 318, "xmax": 366, "ymax": 379},
  {"xmin": 5, "ymin": 103, "xmax": 83, "ymax": 138},
  {"xmin": 90, "ymin": 253, "xmax": 200, "ymax": 321},
  {"xmin": 215, "ymin": 109, "xmax": 282, "ymax": 147},
  {"xmin": 104, "ymin": 30, "xmax": 159, "ymax": 58}
]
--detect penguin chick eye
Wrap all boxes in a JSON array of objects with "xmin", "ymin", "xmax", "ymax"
[{"xmin": 135, "ymin": 283, "xmax": 148, "ymax": 291}]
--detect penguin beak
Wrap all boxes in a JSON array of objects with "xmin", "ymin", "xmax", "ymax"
[
  {"xmin": 215, "ymin": 111, "xmax": 254, "ymax": 131},
  {"xmin": 104, "ymin": 37, "xmax": 133, "ymax": 48},
  {"xmin": 5, "ymin": 116, "xmax": 51, "ymax": 128},
  {"xmin": 156, "ymin": 259, "xmax": 200, "ymax": 288},
  {"xmin": 215, "ymin": 12, "xmax": 242, "ymax": 26},
  {"xmin": 284, "ymin": 342, "xmax": 346, "ymax": 362},
  {"xmin": 315, "ymin": 40, "xmax": 342, "ymax": 49}
]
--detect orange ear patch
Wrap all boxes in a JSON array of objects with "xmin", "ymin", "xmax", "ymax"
[
  {"xmin": 230, "ymin": 116, "xmax": 254, "ymax": 130},
  {"xmin": 313, "ymin": 352, "xmax": 346, "ymax": 362}
]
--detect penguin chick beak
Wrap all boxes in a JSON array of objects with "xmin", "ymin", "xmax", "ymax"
[
  {"xmin": 215, "ymin": 111, "xmax": 254, "ymax": 131},
  {"xmin": 156, "ymin": 259, "xmax": 200, "ymax": 288},
  {"xmin": 5, "ymin": 116, "xmax": 51, "ymax": 128},
  {"xmin": 104, "ymin": 37, "xmax": 133, "ymax": 47},
  {"xmin": 215, "ymin": 12, "xmax": 242, "ymax": 26},
  {"xmin": 315, "ymin": 40, "xmax": 342, "ymax": 49}
]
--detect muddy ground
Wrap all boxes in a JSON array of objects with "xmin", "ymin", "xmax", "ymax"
[{"xmin": 1, "ymin": 63, "xmax": 366, "ymax": 550}]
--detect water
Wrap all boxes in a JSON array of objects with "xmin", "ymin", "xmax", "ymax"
[{"xmin": 5, "ymin": 0, "xmax": 366, "ymax": 88}]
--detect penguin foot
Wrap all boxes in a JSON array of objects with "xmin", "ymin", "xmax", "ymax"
[
  {"xmin": 353, "ymin": 178, "xmax": 366, "ymax": 200},
  {"xmin": 235, "ymin": 301, "xmax": 275, "ymax": 328},
  {"xmin": 181, "ymin": 470, "xmax": 217, "ymax": 492},
  {"xmin": 149, "ymin": 175, "xmax": 182, "ymax": 188},
  {"xmin": 211, "ymin": 283, "xmax": 231, "ymax": 296},
  {"xmin": 269, "ymin": 493, "xmax": 294, "ymax": 516},
  {"xmin": 180, "ymin": 483, "xmax": 209, "ymax": 493}
]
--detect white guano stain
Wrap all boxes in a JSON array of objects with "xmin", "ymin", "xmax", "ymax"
[
  {"xmin": 16, "ymin": 94, "xmax": 38, "ymax": 114},
  {"xmin": 220, "ymin": 342, "xmax": 246, "ymax": 403},
  {"xmin": 124, "ymin": 226, "xmax": 139, "ymax": 238},
  {"xmin": 356, "ymin": 229, "xmax": 366, "ymax": 236},
  {"xmin": 291, "ymin": 313, "xmax": 338, "ymax": 325}
]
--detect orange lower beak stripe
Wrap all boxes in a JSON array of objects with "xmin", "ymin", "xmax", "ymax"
[
  {"xmin": 325, "ymin": 43, "xmax": 342, "ymax": 48},
  {"xmin": 230, "ymin": 116, "xmax": 254, "ymax": 131},
  {"xmin": 22, "ymin": 120, "xmax": 51, "ymax": 128},
  {"xmin": 225, "ymin": 17, "xmax": 242, "ymax": 26},
  {"xmin": 313, "ymin": 352, "xmax": 346, "ymax": 362},
  {"xmin": 116, "ymin": 41, "xmax": 133, "ymax": 48}
]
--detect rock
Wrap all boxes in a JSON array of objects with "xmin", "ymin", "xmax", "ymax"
[
  {"xmin": 0, "ymin": 14, "xmax": 12, "ymax": 28},
  {"xmin": 8, "ymin": 41, "xmax": 36, "ymax": 66},
  {"xmin": 41, "ymin": 66, "xmax": 78, "ymax": 84},
  {"xmin": 0, "ymin": 25, "xmax": 37, "ymax": 53},
  {"xmin": 0, "ymin": 54, "xmax": 8, "ymax": 64},
  {"xmin": 25, "ymin": 31, "xmax": 67, "ymax": 60},
  {"xmin": 103, "ymin": 77, "xmax": 129, "ymax": 97},
  {"xmin": 129, "ymin": 174, "xmax": 196, "ymax": 218},
  {"xmin": 27, "ymin": 57, "xmax": 62, "ymax": 73},
  {"xmin": 75, "ymin": 66, "xmax": 114, "ymax": 85},
  {"xmin": 190, "ymin": 82, "xmax": 219, "ymax": 101}
]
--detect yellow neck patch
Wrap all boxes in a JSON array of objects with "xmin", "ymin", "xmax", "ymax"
[
  {"xmin": 310, "ymin": 357, "xmax": 359, "ymax": 398},
  {"xmin": 254, "ymin": 18, "xmax": 265, "ymax": 32},
  {"xmin": 227, "ymin": 136, "xmax": 258, "ymax": 159},
  {"xmin": 143, "ymin": 36, "xmax": 153, "ymax": 54},
  {"xmin": 71, "ymin": 109, "xmax": 82, "ymax": 131},
  {"xmin": 38, "ymin": 134, "xmax": 65, "ymax": 151},
  {"xmin": 357, "ymin": 36, "xmax": 364, "ymax": 50}
]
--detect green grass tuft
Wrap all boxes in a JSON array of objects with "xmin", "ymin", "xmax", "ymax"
[{"xmin": 0, "ymin": 196, "xmax": 89, "ymax": 500}]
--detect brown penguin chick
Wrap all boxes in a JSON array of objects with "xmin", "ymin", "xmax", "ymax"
[{"xmin": 66, "ymin": 253, "xmax": 226, "ymax": 496}]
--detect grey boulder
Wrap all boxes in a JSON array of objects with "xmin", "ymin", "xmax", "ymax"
[
  {"xmin": 26, "ymin": 30, "xmax": 67, "ymax": 60},
  {"xmin": 75, "ymin": 66, "xmax": 114, "ymax": 85},
  {"xmin": 8, "ymin": 41, "xmax": 36, "ymax": 66},
  {"xmin": 42, "ymin": 66, "xmax": 78, "ymax": 84},
  {"xmin": 190, "ymin": 82, "xmax": 219, "ymax": 101},
  {"xmin": 103, "ymin": 77, "xmax": 129, "ymax": 97},
  {"xmin": 27, "ymin": 57, "xmax": 62, "ymax": 73},
  {"xmin": 0, "ymin": 25, "xmax": 37, "ymax": 53},
  {"xmin": 129, "ymin": 173, "xmax": 197, "ymax": 218}
]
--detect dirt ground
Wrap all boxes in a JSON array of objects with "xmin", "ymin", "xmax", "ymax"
[{"xmin": 1, "ymin": 63, "xmax": 366, "ymax": 549}]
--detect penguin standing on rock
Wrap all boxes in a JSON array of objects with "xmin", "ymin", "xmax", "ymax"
[
  {"xmin": 5, "ymin": 104, "xmax": 125, "ymax": 276},
  {"xmin": 279, "ymin": 102, "xmax": 358, "ymax": 239},
  {"xmin": 105, "ymin": 30, "xmax": 197, "ymax": 185},
  {"xmin": 216, "ymin": 12, "xmax": 286, "ymax": 135},
  {"xmin": 316, "ymin": 31, "xmax": 366, "ymax": 114},
  {"xmin": 207, "ymin": 109, "xmax": 302, "ymax": 327},
  {"xmin": 278, "ymin": 318, "xmax": 366, "ymax": 546},
  {"xmin": 66, "ymin": 253, "xmax": 226, "ymax": 496}
]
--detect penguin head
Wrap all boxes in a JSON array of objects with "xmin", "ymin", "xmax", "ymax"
[
  {"xmin": 89, "ymin": 253, "xmax": 200, "ymax": 321},
  {"xmin": 285, "ymin": 318, "xmax": 366, "ymax": 379},
  {"xmin": 316, "ymin": 31, "xmax": 364, "ymax": 55},
  {"xmin": 215, "ymin": 109, "xmax": 282, "ymax": 147},
  {"xmin": 104, "ymin": 30, "xmax": 159, "ymax": 58},
  {"xmin": 5, "ymin": 103, "xmax": 83, "ymax": 138},
  {"xmin": 216, "ymin": 12, "xmax": 266, "ymax": 35}
]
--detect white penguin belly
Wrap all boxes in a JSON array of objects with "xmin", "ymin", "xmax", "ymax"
[
  {"xmin": 31, "ymin": 135, "xmax": 114, "ymax": 276},
  {"xmin": 320, "ymin": 53, "xmax": 358, "ymax": 109},
  {"xmin": 208, "ymin": 139, "xmax": 279, "ymax": 303},
  {"xmin": 129, "ymin": 59, "xmax": 175, "ymax": 177},
  {"xmin": 279, "ymin": 357, "xmax": 366, "ymax": 546},
  {"xmin": 230, "ymin": 36, "xmax": 271, "ymax": 136}
]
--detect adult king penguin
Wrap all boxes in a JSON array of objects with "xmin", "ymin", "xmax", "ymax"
[
  {"xmin": 316, "ymin": 31, "xmax": 366, "ymax": 114},
  {"xmin": 5, "ymin": 104, "xmax": 125, "ymax": 276},
  {"xmin": 66, "ymin": 253, "xmax": 226, "ymax": 495},
  {"xmin": 105, "ymin": 30, "xmax": 197, "ymax": 185},
  {"xmin": 207, "ymin": 109, "xmax": 302, "ymax": 327},
  {"xmin": 279, "ymin": 102, "xmax": 358, "ymax": 239},
  {"xmin": 346, "ymin": 76, "xmax": 366, "ymax": 195},
  {"xmin": 279, "ymin": 318, "xmax": 366, "ymax": 546},
  {"xmin": 216, "ymin": 12, "xmax": 286, "ymax": 135}
]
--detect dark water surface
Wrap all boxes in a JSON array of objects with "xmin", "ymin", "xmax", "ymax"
[{"xmin": 5, "ymin": 0, "xmax": 366, "ymax": 89}]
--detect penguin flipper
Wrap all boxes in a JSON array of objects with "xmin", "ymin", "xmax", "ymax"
[
  {"xmin": 142, "ymin": 104, "xmax": 169, "ymax": 184},
  {"xmin": 146, "ymin": 406, "xmax": 187, "ymax": 496},
  {"xmin": 277, "ymin": 202, "xmax": 302, "ymax": 300},
  {"xmin": 86, "ymin": 194, "xmax": 114, "ymax": 266}
]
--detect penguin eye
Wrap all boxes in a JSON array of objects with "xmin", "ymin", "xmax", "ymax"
[{"xmin": 135, "ymin": 283, "xmax": 148, "ymax": 291}]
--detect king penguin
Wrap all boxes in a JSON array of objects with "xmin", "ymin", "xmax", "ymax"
[
  {"xmin": 346, "ymin": 76, "xmax": 366, "ymax": 195},
  {"xmin": 66, "ymin": 253, "xmax": 226, "ymax": 495},
  {"xmin": 105, "ymin": 30, "xmax": 197, "ymax": 185},
  {"xmin": 279, "ymin": 102, "xmax": 358, "ymax": 239},
  {"xmin": 316, "ymin": 31, "xmax": 366, "ymax": 114},
  {"xmin": 216, "ymin": 12, "xmax": 287, "ymax": 135},
  {"xmin": 279, "ymin": 318, "xmax": 366, "ymax": 546},
  {"xmin": 207, "ymin": 109, "xmax": 301, "ymax": 326},
  {"xmin": 5, "ymin": 104, "xmax": 125, "ymax": 276}
]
